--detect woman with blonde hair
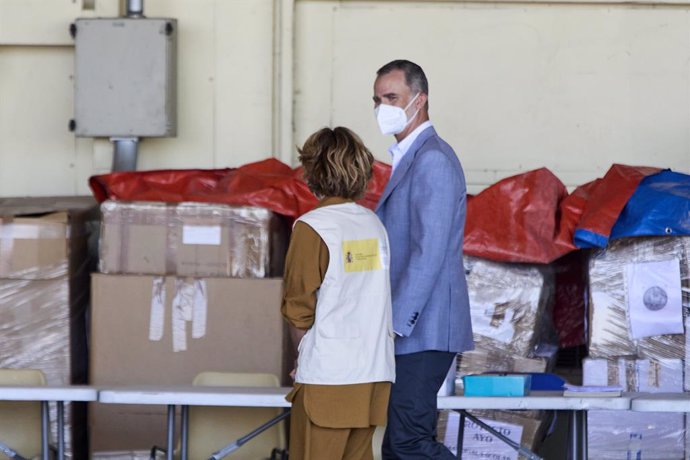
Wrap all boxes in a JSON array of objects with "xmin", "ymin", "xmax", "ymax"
[{"xmin": 281, "ymin": 126, "xmax": 395, "ymax": 460}]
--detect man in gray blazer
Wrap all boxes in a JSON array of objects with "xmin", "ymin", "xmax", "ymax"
[{"xmin": 373, "ymin": 59, "xmax": 474, "ymax": 459}]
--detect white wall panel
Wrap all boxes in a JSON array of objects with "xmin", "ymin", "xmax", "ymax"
[
  {"xmin": 1, "ymin": 0, "xmax": 689, "ymax": 196},
  {"xmin": 215, "ymin": 0, "xmax": 275, "ymax": 167},
  {"xmin": 294, "ymin": 1, "xmax": 690, "ymax": 192},
  {"xmin": 134, "ymin": 0, "xmax": 217, "ymax": 171},
  {"xmin": 0, "ymin": 47, "xmax": 81, "ymax": 195},
  {"xmin": 140, "ymin": 0, "xmax": 275, "ymax": 170},
  {"xmin": 0, "ymin": 0, "xmax": 277, "ymax": 196},
  {"xmin": 0, "ymin": 0, "xmax": 118, "ymax": 45}
]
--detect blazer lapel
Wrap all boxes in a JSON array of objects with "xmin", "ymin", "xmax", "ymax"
[{"xmin": 376, "ymin": 127, "xmax": 437, "ymax": 211}]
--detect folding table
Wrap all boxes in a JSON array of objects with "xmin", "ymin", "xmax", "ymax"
[{"xmin": 0, "ymin": 385, "xmax": 98, "ymax": 460}]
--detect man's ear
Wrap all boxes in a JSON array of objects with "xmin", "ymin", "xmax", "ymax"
[{"xmin": 416, "ymin": 92, "xmax": 428, "ymax": 110}]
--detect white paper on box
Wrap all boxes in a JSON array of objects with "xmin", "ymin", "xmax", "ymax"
[
  {"xmin": 171, "ymin": 279, "xmax": 195, "ymax": 351},
  {"xmin": 192, "ymin": 280, "xmax": 207, "ymax": 339},
  {"xmin": 170, "ymin": 278, "xmax": 208, "ymax": 351},
  {"xmin": 442, "ymin": 411, "xmax": 522, "ymax": 459},
  {"xmin": 626, "ymin": 258, "xmax": 683, "ymax": 339},
  {"xmin": 148, "ymin": 277, "xmax": 166, "ymax": 341},
  {"xmin": 182, "ymin": 225, "xmax": 222, "ymax": 246},
  {"xmin": 471, "ymin": 303, "xmax": 516, "ymax": 344}
]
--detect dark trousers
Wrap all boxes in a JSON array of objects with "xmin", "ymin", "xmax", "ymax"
[{"xmin": 382, "ymin": 351, "xmax": 457, "ymax": 460}]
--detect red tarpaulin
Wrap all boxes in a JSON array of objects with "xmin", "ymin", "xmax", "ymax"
[
  {"xmin": 463, "ymin": 168, "xmax": 570, "ymax": 264},
  {"xmin": 91, "ymin": 159, "xmax": 663, "ymax": 264},
  {"xmin": 90, "ymin": 158, "xmax": 392, "ymax": 218},
  {"xmin": 90, "ymin": 159, "xmax": 659, "ymax": 264}
]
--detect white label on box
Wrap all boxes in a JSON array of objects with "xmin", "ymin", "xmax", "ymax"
[
  {"xmin": 626, "ymin": 258, "xmax": 683, "ymax": 340},
  {"xmin": 443, "ymin": 411, "xmax": 523, "ymax": 459},
  {"xmin": 182, "ymin": 225, "xmax": 221, "ymax": 246},
  {"xmin": 471, "ymin": 303, "xmax": 516, "ymax": 344}
]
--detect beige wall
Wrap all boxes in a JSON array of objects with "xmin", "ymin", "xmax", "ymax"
[
  {"xmin": 0, "ymin": 0, "xmax": 689, "ymax": 196},
  {"xmin": 294, "ymin": 1, "xmax": 690, "ymax": 193}
]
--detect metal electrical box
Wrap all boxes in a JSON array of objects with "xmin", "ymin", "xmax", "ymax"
[{"xmin": 74, "ymin": 18, "xmax": 177, "ymax": 137}]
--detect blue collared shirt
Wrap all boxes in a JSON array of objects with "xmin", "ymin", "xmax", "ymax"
[{"xmin": 388, "ymin": 121, "xmax": 434, "ymax": 173}]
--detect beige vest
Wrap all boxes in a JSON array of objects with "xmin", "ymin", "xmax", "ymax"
[{"xmin": 295, "ymin": 202, "xmax": 395, "ymax": 385}]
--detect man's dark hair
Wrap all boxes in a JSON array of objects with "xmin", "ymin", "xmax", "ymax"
[{"xmin": 377, "ymin": 59, "xmax": 429, "ymax": 109}]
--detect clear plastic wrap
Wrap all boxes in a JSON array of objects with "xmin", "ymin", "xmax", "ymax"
[
  {"xmin": 583, "ymin": 357, "xmax": 684, "ymax": 392},
  {"xmin": 588, "ymin": 236, "xmax": 690, "ymax": 360},
  {"xmin": 465, "ymin": 256, "xmax": 555, "ymax": 358},
  {"xmin": 584, "ymin": 358, "xmax": 685, "ymax": 459},
  {"xmin": 0, "ymin": 199, "xmax": 94, "ymax": 460},
  {"xmin": 99, "ymin": 201, "xmax": 289, "ymax": 278}
]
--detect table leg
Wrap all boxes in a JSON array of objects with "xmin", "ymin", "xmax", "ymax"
[
  {"xmin": 181, "ymin": 405, "xmax": 189, "ymax": 460},
  {"xmin": 570, "ymin": 410, "xmax": 587, "ymax": 460},
  {"xmin": 41, "ymin": 401, "xmax": 50, "ymax": 460},
  {"xmin": 579, "ymin": 409, "xmax": 587, "ymax": 459},
  {"xmin": 456, "ymin": 410, "xmax": 465, "ymax": 458},
  {"xmin": 57, "ymin": 401, "xmax": 65, "ymax": 460},
  {"xmin": 166, "ymin": 405, "xmax": 175, "ymax": 460}
]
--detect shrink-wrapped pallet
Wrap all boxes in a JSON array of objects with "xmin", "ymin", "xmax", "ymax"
[
  {"xmin": 465, "ymin": 256, "xmax": 555, "ymax": 358},
  {"xmin": 588, "ymin": 237, "xmax": 690, "ymax": 360},
  {"xmin": 584, "ymin": 357, "xmax": 685, "ymax": 460}
]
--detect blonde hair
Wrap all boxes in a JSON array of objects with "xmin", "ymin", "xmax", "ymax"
[{"xmin": 298, "ymin": 127, "xmax": 374, "ymax": 199}]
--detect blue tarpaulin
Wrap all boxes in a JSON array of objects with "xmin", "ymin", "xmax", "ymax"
[{"xmin": 610, "ymin": 169, "xmax": 690, "ymax": 239}]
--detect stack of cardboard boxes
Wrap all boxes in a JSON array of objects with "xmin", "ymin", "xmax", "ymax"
[
  {"xmin": 89, "ymin": 200, "xmax": 290, "ymax": 457},
  {"xmin": 586, "ymin": 236, "xmax": 690, "ymax": 459},
  {"xmin": 439, "ymin": 256, "xmax": 556, "ymax": 458},
  {"xmin": 0, "ymin": 196, "xmax": 98, "ymax": 459}
]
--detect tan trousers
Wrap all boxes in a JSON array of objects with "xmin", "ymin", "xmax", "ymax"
[{"xmin": 289, "ymin": 386, "xmax": 376, "ymax": 460}]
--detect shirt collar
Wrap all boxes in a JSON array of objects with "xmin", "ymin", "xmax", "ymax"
[{"xmin": 388, "ymin": 121, "xmax": 433, "ymax": 172}]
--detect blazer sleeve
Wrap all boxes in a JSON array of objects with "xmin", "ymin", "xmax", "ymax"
[{"xmin": 392, "ymin": 149, "xmax": 462, "ymax": 336}]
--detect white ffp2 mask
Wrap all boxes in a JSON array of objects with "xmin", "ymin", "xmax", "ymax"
[{"xmin": 374, "ymin": 93, "xmax": 420, "ymax": 136}]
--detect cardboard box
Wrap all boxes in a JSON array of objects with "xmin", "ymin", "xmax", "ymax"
[
  {"xmin": 588, "ymin": 236, "xmax": 690, "ymax": 360},
  {"xmin": 0, "ymin": 196, "xmax": 96, "ymax": 279},
  {"xmin": 89, "ymin": 274, "xmax": 288, "ymax": 453},
  {"xmin": 99, "ymin": 201, "xmax": 289, "ymax": 278},
  {"xmin": 465, "ymin": 256, "xmax": 554, "ymax": 358},
  {"xmin": 587, "ymin": 410, "xmax": 685, "ymax": 460},
  {"xmin": 0, "ymin": 196, "xmax": 96, "ymax": 460},
  {"xmin": 583, "ymin": 357, "xmax": 686, "ymax": 459},
  {"xmin": 583, "ymin": 358, "xmax": 684, "ymax": 393},
  {"xmin": 438, "ymin": 409, "xmax": 548, "ymax": 458}
]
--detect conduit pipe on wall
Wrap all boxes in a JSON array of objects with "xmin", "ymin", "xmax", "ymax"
[
  {"xmin": 111, "ymin": 0, "xmax": 144, "ymax": 172},
  {"xmin": 272, "ymin": 0, "xmax": 295, "ymax": 165}
]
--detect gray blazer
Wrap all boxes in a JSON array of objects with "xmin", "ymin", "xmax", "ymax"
[{"xmin": 375, "ymin": 126, "xmax": 474, "ymax": 355}]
